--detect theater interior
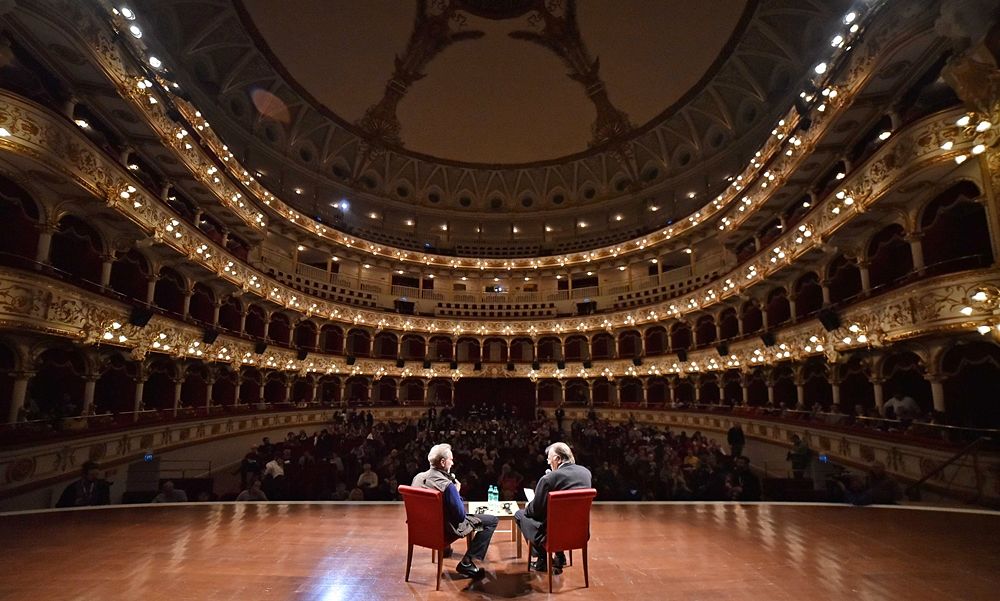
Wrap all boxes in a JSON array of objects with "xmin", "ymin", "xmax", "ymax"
[{"xmin": 0, "ymin": 0, "xmax": 999, "ymax": 598}]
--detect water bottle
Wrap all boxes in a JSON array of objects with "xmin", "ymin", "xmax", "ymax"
[{"xmin": 488, "ymin": 485, "xmax": 498, "ymax": 503}]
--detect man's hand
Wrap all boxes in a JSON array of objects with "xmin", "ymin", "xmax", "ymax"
[{"xmin": 455, "ymin": 481, "xmax": 462, "ymax": 493}]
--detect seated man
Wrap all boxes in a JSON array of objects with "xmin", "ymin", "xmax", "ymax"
[
  {"xmin": 151, "ymin": 480, "xmax": 188, "ymax": 503},
  {"xmin": 412, "ymin": 443, "xmax": 498, "ymax": 580},
  {"xmin": 515, "ymin": 442, "xmax": 592, "ymax": 574}
]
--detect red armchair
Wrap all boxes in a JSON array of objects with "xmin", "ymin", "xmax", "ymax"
[
  {"xmin": 398, "ymin": 484, "xmax": 448, "ymax": 590},
  {"xmin": 537, "ymin": 487, "xmax": 597, "ymax": 592}
]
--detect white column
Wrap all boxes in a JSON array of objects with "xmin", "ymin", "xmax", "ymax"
[
  {"xmin": 82, "ymin": 375, "xmax": 98, "ymax": 416},
  {"xmin": 34, "ymin": 224, "xmax": 55, "ymax": 265},
  {"xmin": 7, "ymin": 372, "xmax": 32, "ymax": 423},
  {"xmin": 100, "ymin": 256, "xmax": 114, "ymax": 288},
  {"xmin": 173, "ymin": 378, "xmax": 183, "ymax": 415}
]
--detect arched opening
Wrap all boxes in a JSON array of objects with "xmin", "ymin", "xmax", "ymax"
[
  {"xmin": 189, "ymin": 282, "xmax": 215, "ymax": 325},
  {"xmin": 292, "ymin": 377, "xmax": 313, "ymax": 403},
  {"xmin": 0, "ymin": 341, "xmax": 18, "ymax": 421},
  {"xmin": 239, "ymin": 367, "xmax": 262, "ymax": 405},
  {"xmin": 400, "ymin": 335, "xmax": 426, "ymax": 361},
  {"xmin": 28, "ymin": 347, "xmax": 86, "ymax": 417},
  {"xmin": 401, "ymin": 378, "xmax": 424, "ymax": 403},
  {"xmin": 772, "ymin": 363, "xmax": 796, "ymax": 407},
  {"xmin": 921, "ymin": 182, "xmax": 993, "ymax": 273},
  {"xmin": 537, "ymin": 337, "xmax": 561, "ymax": 361},
  {"xmin": 318, "ymin": 375, "xmax": 341, "ymax": 404},
  {"xmin": 427, "ymin": 379, "xmax": 453, "ymax": 405},
  {"xmin": 942, "ymin": 341, "xmax": 1000, "ymax": 428},
  {"xmin": 674, "ymin": 378, "xmax": 693, "ymax": 404},
  {"xmin": 263, "ymin": 372, "xmax": 288, "ymax": 404},
  {"xmin": 180, "ymin": 363, "xmax": 209, "ymax": 408},
  {"xmin": 268, "ymin": 313, "xmax": 292, "ymax": 346},
  {"xmin": 802, "ymin": 357, "xmax": 832, "ymax": 410},
  {"xmin": 109, "ymin": 249, "xmax": 150, "ymax": 301},
  {"xmin": 617, "ymin": 330, "xmax": 642, "ymax": 358},
  {"xmin": 741, "ymin": 301, "xmax": 763, "ymax": 335},
  {"xmin": 217, "ymin": 296, "xmax": 242, "ymax": 333},
  {"xmin": 793, "ymin": 272, "xmax": 823, "ymax": 319},
  {"xmin": 538, "ymin": 380, "xmax": 562, "ymax": 405},
  {"xmin": 347, "ymin": 329, "xmax": 372, "ymax": 357},
  {"xmin": 565, "ymin": 379, "xmax": 589, "ymax": 405},
  {"xmin": 827, "ymin": 255, "xmax": 862, "ymax": 305},
  {"xmin": 867, "ymin": 224, "xmax": 913, "ymax": 290},
  {"xmin": 482, "ymin": 338, "xmax": 508, "ymax": 363},
  {"xmin": 881, "ymin": 351, "xmax": 932, "ymax": 415},
  {"xmin": 591, "ymin": 333, "xmax": 614, "ymax": 360},
  {"xmin": 373, "ymin": 332, "xmax": 399, "ymax": 359},
  {"xmin": 49, "ymin": 215, "xmax": 102, "ymax": 284},
  {"xmin": 840, "ymin": 355, "xmax": 875, "ymax": 414},
  {"xmin": 94, "ymin": 354, "xmax": 137, "ymax": 415},
  {"xmin": 592, "ymin": 378, "xmax": 612, "ymax": 405},
  {"xmin": 143, "ymin": 358, "xmax": 178, "ymax": 411},
  {"xmin": 766, "ymin": 287, "xmax": 791, "ymax": 327},
  {"xmin": 669, "ymin": 322, "xmax": 692, "ymax": 351},
  {"xmin": 0, "ymin": 176, "xmax": 41, "ymax": 268},
  {"xmin": 214, "ymin": 367, "xmax": 238, "ymax": 406},
  {"xmin": 320, "ymin": 325, "xmax": 345, "ymax": 354},
  {"xmin": 374, "ymin": 377, "xmax": 396, "ymax": 404},
  {"xmin": 456, "ymin": 338, "xmax": 480, "ymax": 363},
  {"xmin": 718, "ymin": 308, "xmax": 739, "ymax": 340},
  {"xmin": 244, "ymin": 305, "xmax": 267, "ymax": 339},
  {"xmin": 721, "ymin": 370, "xmax": 742, "ymax": 405},
  {"xmin": 694, "ymin": 315, "xmax": 716, "ymax": 347},
  {"xmin": 698, "ymin": 373, "xmax": 720, "ymax": 404},
  {"xmin": 644, "ymin": 327, "xmax": 667, "ymax": 355},
  {"xmin": 428, "ymin": 336, "xmax": 453, "ymax": 361},
  {"xmin": 564, "ymin": 336, "xmax": 588, "ymax": 361},
  {"xmin": 746, "ymin": 368, "xmax": 768, "ymax": 406},
  {"xmin": 294, "ymin": 320, "xmax": 318, "ymax": 350},
  {"xmin": 345, "ymin": 376, "xmax": 370, "ymax": 405},
  {"xmin": 647, "ymin": 377, "xmax": 668, "ymax": 405},
  {"xmin": 154, "ymin": 267, "xmax": 187, "ymax": 317},
  {"xmin": 619, "ymin": 378, "xmax": 643, "ymax": 405},
  {"xmin": 510, "ymin": 338, "xmax": 534, "ymax": 362}
]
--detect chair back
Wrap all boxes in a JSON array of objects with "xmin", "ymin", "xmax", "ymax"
[
  {"xmin": 545, "ymin": 488, "xmax": 597, "ymax": 552},
  {"xmin": 398, "ymin": 485, "xmax": 447, "ymax": 549}
]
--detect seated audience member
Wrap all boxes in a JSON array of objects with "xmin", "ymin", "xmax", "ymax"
[
  {"xmin": 883, "ymin": 391, "xmax": 920, "ymax": 421},
  {"xmin": 56, "ymin": 461, "xmax": 111, "ymax": 508},
  {"xmin": 412, "ymin": 443, "xmax": 498, "ymax": 580},
  {"xmin": 838, "ymin": 462, "xmax": 903, "ymax": 505},
  {"xmin": 357, "ymin": 462, "xmax": 379, "ymax": 498},
  {"xmin": 515, "ymin": 442, "xmax": 592, "ymax": 574},
  {"xmin": 786, "ymin": 435, "xmax": 812, "ymax": 479},
  {"xmin": 236, "ymin": 479, "xmax": 268, "ymax": 502},
  {"xmin": 263, "ymin": 452, "xmax": 287, "ymax": 500},
  {"xmin": 152, "ymin": 480, "xmax": 188, "ymax": 503},
  {"xmin": 727, "ymin": 456, "xmax": 761, "ymax": 501},
  {"xmin": 347, "ymin": 487, "xmax": 365, "ymax": 501}
]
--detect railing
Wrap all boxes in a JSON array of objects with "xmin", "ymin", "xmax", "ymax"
[{"xmin": 905, "ymin": 437, "xmax": 993, "ymax": 503}]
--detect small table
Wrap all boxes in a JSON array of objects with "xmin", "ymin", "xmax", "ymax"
[{"xmin": 467, "ymin": 501, "xmax": 523, "ymax": 558}]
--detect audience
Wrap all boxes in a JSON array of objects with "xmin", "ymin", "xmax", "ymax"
[
  {"xmin": 151, "ymin": 480, "xmax": 188, "ymax": 503},
  {"xmin": 236, "ymin": 478, "xmax": 268, "ymax": 502},
  {"xmin": 55, "ymin": 461, "xmax": 111, "ymax": 508}
]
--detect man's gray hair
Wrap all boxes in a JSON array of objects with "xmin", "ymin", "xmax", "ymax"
[
  {"xmin": 427, "ymin": 443, "xmax": 453, "ymax": 467},
  {"xmin": 546, "ymin": 442, "xmax": 575, "ymax": 464}
]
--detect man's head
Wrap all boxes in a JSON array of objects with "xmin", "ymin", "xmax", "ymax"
[
  {"xmin": 545, "ymin": 442, "xmax": 575, "ymax": 471},
  {"xmin": 161, "ymin": 480, "xmax": 175, "ymax": 494},
  {"xmin": 734, "ymin": 456, "xmax": 750, "ymax": 471},
  {"xmin": 82, "ymin": 461, "xmax": 99, "ymax": 481},
  {"xmin": 427, "ymin": 443, "xmax": 454, "ymax": 472}
]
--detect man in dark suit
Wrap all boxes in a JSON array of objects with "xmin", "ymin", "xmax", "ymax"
[{"xmin": 515, "ymin": 442, "xmax": 592, "ymax": 573}]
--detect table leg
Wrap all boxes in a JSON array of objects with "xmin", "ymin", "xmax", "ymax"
[{"xmin": 516, "ymin": 519, "xmax": 522, "ymax": 559}]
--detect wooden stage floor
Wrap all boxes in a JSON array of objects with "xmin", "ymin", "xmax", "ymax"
[{"xmin": 1, "ymin": 503, "xmax": 998, "ymax": 600}]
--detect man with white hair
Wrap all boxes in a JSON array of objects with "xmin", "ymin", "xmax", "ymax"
[
  {"xmin": 412, "ymin": 443, "xmax": 499, "ymax": 580},
  {"xmin": 515, "ymin": 441, "xmax": 592, "ymax": 574}
]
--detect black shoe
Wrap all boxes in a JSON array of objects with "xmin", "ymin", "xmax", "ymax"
[
  {"xmin": 530, "ymin": 559, "xmax": 561, "ymax": 575},
  {"xmin": 553, "ymin": 552, "xmax": 567, "ymax": 569},
  {"xmin": 456, "ymin": 560, "xmax": 486, "ymax": 580}
]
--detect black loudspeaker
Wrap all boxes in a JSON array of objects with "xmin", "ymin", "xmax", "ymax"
[
  {"xmin": 576, "ymin": 300, "xmax": 597, "ymax": 315},
  {"xmin": 254, "ymin": 342, "xmax": 267, "ymax": 354},
  {"xmin": 632, "ymin": 357, "xmax": 643, "ymax": 366},
  {"xmin": 716, "ymin": 343, "xmax": 729, "ymax": 356},
  {"xmin": 396, "ymin": 357, "xmax": 405, "ymax": 368},
  {"xmin": 583, "ymin": 360, "xmax": 592, "ymax": 369},
  {"xmin": 506, "ymin": 361, "xmax": 515, "ymax": 371},
  {"xmin": 449, "ymin": 360, "xmax": 458, "ymax": 370},
  {"xmin": 297, "ymin": 349, "xmax": 308, "ymax": 361},
  {"xmin": 557, "ymin": 360, "xmax": 566, "ymax": 370},
  {"xmin": 474, "ymin": 361, "xmax": 482, "ymax": 371},
  {"xmin": 202, "ymin": 328, "xmax": 219, "ymax": 344},
  {"xmin": 346, "ymin": 355, "xmax": 356, "ymax": 365},
  {"xmin": 818, "ymin": 308, "xmax": 841, "ymax": 332},
  {"xmin": 761, "ymin": 332, "xmax": 776, "ymax": 347},
  {"xmin": 532, "ymin": 360, "xmax": 541, "ymax": 370},
  {"xmin": 423, "ymin": 359, "xmax": 432, "ymax": 369},
  {"xmin": 394, "ymin": 299, "xmax": 415, "ymax": 315},
  {"xmin": 129, "ymin": 306, "xmax": 154, "ymax": 327},
  {"xmin": 676, "ymin": 349, "xmax": 688, "ymax": 362}
]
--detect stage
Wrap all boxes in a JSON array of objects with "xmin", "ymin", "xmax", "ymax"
[{"xmin": 1, "ymin": 503, "xmax": 998, "ymax": 600}]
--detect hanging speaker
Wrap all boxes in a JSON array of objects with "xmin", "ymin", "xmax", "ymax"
[
  {"xmin": 716, "ymin": 343, "xmax": 729, "ymax": 356},
  {"xmin": 676, "ymin": 349, "xmax": 688, "ymax": 362},
  {"xmin": 129, "ymin": 306, "xmax": 154, "ymax": 327},
  {"xmin": 202, "ymin": 328, "xmax": 219, "ymax": 344},
  {"xmin": 760, "ymin": 332, "xmax": 776, "ymax": 347},
  {"xmin": 576, "ymin": 300, "xmax": 597, "ymax": 315},
  {"xmin": 474, "ymin": 361, "xmax": 482, "ymax": 371},
  {"xmin": 506, "ymin": 361, "xmax": 515, "ymax": 371},
  {"xmin": 346, "ymin": 355, "xmax": 356, "ymax": 365},
  {"xmin": 532, "ymin": 360, "xmax": 541, "ymax": 370},
  {"xmin": 297, "ymin": 349, "xmax": 308, "ymax": 361},
  {"xmin": 632, "ymin": 357, "xmax": 643, "ymax": 366},
  {"xmin": 818, "ymin": 308, "xmax": 841, "ymax": 332},
  {"xmin": 449, "ymin": 360, "xmax": 458, "ymax": 370},
  {"xmin": 396, "ymin": 357, "xmax": 405, "ymax": 368},
  {"xmin": 557, "ymin": 360, "xmax": 566, "ymax": 370},
  {"xmin": 254, "ymin": 342, "xmax": 267, "ymax": 354},
  {"xmin": 583, "ymin": 360, "xmax": 592, "ymax": 369},
  {"xmin": 423, "ymin": 359, "xmax": 432, "ymax": 369}
]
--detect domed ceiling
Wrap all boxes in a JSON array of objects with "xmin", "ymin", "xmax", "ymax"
[{"xmin": 239, "ymin": 0, "xmax": 750, "ymax": 164}]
